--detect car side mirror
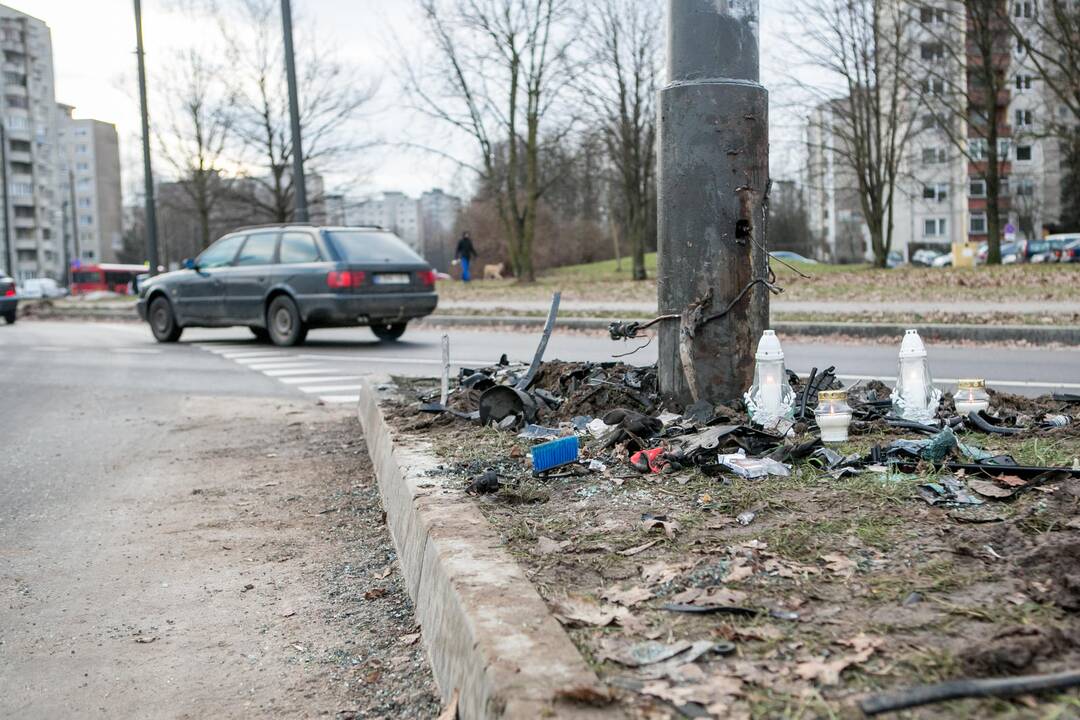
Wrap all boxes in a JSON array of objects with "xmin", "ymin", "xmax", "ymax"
[{"xmin": 182, "ymin": 258, "xmax": 197, "ymax": 270}]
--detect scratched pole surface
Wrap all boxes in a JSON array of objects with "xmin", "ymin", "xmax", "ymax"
[{"xmin": 657, "ymin": 0, "xmax": 769, "ymax": 405}]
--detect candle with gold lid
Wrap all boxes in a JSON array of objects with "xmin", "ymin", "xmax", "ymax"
[
  {"xmin": 815, "ymin": 389, "xmax": 853, "ymax": 443},
  {"xmin": 954, "ymin": 379, "xmax": 990, "ymax": 415}
]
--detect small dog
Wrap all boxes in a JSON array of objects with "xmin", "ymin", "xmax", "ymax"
[{"xmin": 483, "ymin": 262, "xmax": 505, "ymax": 280}]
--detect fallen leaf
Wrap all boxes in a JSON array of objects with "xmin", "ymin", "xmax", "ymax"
[
  {"xmin": 698, "ymin": 588, "xmax": 749, "ymax": 606},
  {"xmin": 400, "ymin": 632, "xmax": 421, "ymax": 646},
  {"xmin": 729, "ymin": 625, "xmax": 784, "ymax": 643},
  {"xmin": 552, "ymin": 596, "xmax": 630, "ymax": 628},
  {"xmin": 553, "ymin": 684, "xmax": 616, "ymax": 707},
  {"xmin": 537, "ymin": 536, "xmax": 572, "ymax": 555},
  {"xmin": 601, "ymin": 585, "xmax": 654, "ymax": 607},
  {"xmin": 796, "ymin": 634, "xmax": 883, "ymax": 685},
  {"xmin": 641, "ymin": 561, "xmax": 688, "ymax": 585},
  {"xmin": 364, "ymin": 587, "xmax": 387, "ymax": 600},
  {"xmin": 619, "ymin": 539, "xmax": 660, "ymax": 556},
  {"xmin": 997, "ymin": 474, "xmax": 1028, "ymax": 487},
  {"xmin": 821, "ymin": 553, "xmax": 857, "ymax": 578},
  {"xmin": 725, "ymin": 557, "xmax": 754, "ymax": 583},
  {"xmin": 437, "ymin": 689, "xmax": 459, "ymax": 720},
  {"xmin": 281, "ymin": 609, "xmax": 297, "ymax": 618},
  {"xmin": 376, "ymin": 566, "xmax": 393, "ymax": 580},
  {"xmin": 668, "ymin": 587, "xmax": 704, "ymax": 604},
  {"xmin": 642, "ymin": 513, "xmax": 681, "ymax": 539},
  {"xmin": 640, "ymin": 673, "xmax": 743, "ymax": 706},
  {"xmin": 598, "ymin": 639, "xmax": 692, "ymax": 667},
  {"xmin": 968, "ymin": 479, "xmax": 1015, "ymax": 499}
]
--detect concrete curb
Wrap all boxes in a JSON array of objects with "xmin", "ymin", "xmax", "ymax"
[
  {"xmin": 421, "ymin": 314, "xmax": 1080, "ymax": 345},
  {"xmin": 356, "ymin": 379, "xmax": 620, "ymax": 720}
]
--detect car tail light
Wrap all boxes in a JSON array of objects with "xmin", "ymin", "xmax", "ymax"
[
  {"xmin": 3, "ymin": 284, "xmax": 13, "ymax": 297},
  {"xmin": 327, "ymin": 270, "xmax": 366, "ymax": 289},
  {"xmin": 418, "ymin": 270, "xmax": 437, "ymax": 287}
]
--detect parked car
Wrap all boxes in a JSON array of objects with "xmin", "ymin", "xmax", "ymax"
[
  {"xmin": 976, "ymin": 241, "xmax": 1022, "ymax": 264},
  {"xmin": 1062, "ymin": 238, "xmax": 1080, "ymax": 263},
  {"xmin": 911, "ymin": 249, "xmax": 942, "ymax": 267},
  {"xmin": 769, "ymin": 251, "xmax": 819, "ymax": 265},
  {"xmin": 885, "ymin": 251, "xmax": 905, "ymax": 268},
  {"xmin": 1046, "ymin": 233, "xmax": 1079, "ymax": 262},
  {"xmin": 18, "ymin": 277, "xmax": 67, "ymax": 299},
  {"xmin": 931, "ymin": 252, "xmax": 952, "ymax": 267},
  {"xmin": 0, "ymin": 274, "xmax": 16, "ymax": 324},
  {"xmin": 137, "ymin": 225, "xmax": 439, "ymax": 346},
  {"xmin": 1022, "ymin": 239, "xmax": 1057, "ymax": 263}
]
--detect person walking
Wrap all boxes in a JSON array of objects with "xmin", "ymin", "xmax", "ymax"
[{"xmin": 454, "ymin": 231, "xmax": 478, "ymax": 282}]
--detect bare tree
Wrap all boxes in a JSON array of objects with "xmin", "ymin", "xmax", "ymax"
[
  {"xmin": 405, "ymin": 0, "xmax": 574, "ymax": 282},
  {"xmin": 790, "ymin": 0, "xmax": 920, "ymax": 267},
  {"xmin": 909, "ymin": 0, "xmax": 1013, "ymax": 264},
  {"xmin": 1010, "ymin": 2, "xmax": 1080, "ymax": 230},
  {"xmin": 155, "ymin": 49, "xmax": 234, "ymax": 251},
  {"xmin": 222, "ymin": 0, "xmax": 377, "ymax": 222},
  {"xmin": 579, "ymin": 0, "xmax": 659, "ymax": 281}
]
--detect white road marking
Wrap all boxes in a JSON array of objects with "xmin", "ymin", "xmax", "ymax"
[
  {"xmin": 278, "ymin": 375, "xmax": 363, "ymax": 385},
  {"xmin": 319, "ymin": 395, "xmax": 360, "ymax": 404},
  {"xmin": 33, "ymin": 346, "xmax": 70, "ymax": 352},
  {"xmin": 263, "ymin": 367, "xmax": 343, "ymax": 377},
  {"xmin": 828, "ymin": 373, "xmax": 1080, "ymax": 391},
  {"xmin": 297, "ymin": 384, "xmax": 365, "ymax": 393},
  {"xmin": 245, "ymin": 362, "xmax": 323, "ymax": 371},
  {"xmin": 296, "ymin": 353, "xmax": 492, "ymax": 366},
  {"xmin": 112, "ymin": 348, "xmax": 162, "ymax": 354},
  {"xmin": 223, "ymin": 351, "xmax": 287, "ymax": 360}
]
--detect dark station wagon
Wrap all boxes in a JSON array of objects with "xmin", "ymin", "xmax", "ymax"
[{"xmin": 137, "ymin": 225, "xmax": 438, "ymax": 346}]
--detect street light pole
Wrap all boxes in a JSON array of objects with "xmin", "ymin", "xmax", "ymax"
[
  {"xmin": 133, "ymin": 0, "xmax": 160, "ymax": 274},
  {"xmin": 280, "ymin": 0, "xmax": 308, "ymax": 222},
  {"xmin": 657, "ymin": 0, "xmax": 770, "ymax": 405}
]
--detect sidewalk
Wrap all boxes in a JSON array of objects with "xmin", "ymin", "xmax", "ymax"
[{"xmin": 439, "ymin": 299, "xmax": 1080, "ymax": 315}]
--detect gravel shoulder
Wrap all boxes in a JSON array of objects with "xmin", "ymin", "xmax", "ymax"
[{"xmin": 0, "ymin": 396, "xmax": 440, "ymax": 719}]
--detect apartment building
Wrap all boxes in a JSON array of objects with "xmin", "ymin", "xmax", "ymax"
[
  {"xmin": 0, "ymin": 4, "xmax": 61, "ymax": 280},
  {"xmin": 56, "ymin": 103, "xmax": 123, "ymax": 265},
  {"xmin": 346, "ymin": 189, "xmax": 462, "ymax": 264},
  {"xmin": 807, "ymin": 1, "xmax": 1070, "ymax": 261}
]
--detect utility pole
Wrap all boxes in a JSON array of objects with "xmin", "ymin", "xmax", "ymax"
[
  {"xmin": 657, "ymin": 0, "xmax": 770, "ymax": 405},
  {"xmin": 68, "ymin": 169, "xmax": 80, "ymax": 271},
  {"xmin": 0, "ymin": 123, "xmax": 12, "ymax": 277},
  {"xmin": 280, "ymin": 0, "xmax": 308, "ymax": 222},
  {"xmin": 134, "ymin": 0, "xmax": 160, "ymax": 274}
]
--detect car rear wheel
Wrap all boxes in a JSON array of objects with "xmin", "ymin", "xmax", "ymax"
[
  {"xmin": 371, "ymin": 322, "xmax": 407, "ymax": 341},
  {"xmin": 267, "ymin": 296, "xmax": 306, "ymax": 347},
  {"xmin": 249, "ymin": 326, "xmax": 270, "ymax": 342},
  {"xmin": 148, "ymin": 296, "xmax": 182, "ymax": 342},
  {"xmin": 3, "ymin": 310, "xmax": 15, "ymax": 324}
]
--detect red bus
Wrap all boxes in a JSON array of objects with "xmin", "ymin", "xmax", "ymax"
[{"xmin": 70, "ymin": 263, "xmax": 147, "ymax": 295}]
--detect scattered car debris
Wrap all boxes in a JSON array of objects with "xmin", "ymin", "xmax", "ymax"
[{"xmin": 860, "ymin": 668, "xmax": 1080, "ymax": 716}]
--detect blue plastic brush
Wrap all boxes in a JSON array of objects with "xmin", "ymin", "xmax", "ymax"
[{"xmin": 531, "ymin": 436, "xmax": 580, "ymax": 474}]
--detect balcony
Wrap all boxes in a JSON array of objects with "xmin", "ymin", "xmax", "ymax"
[
  {"xmin": 13, "ymin": 215, "xmax": 35, "ymax": 229},
  {"xmin": 7, "ymin": 149, "xmax": 31, "ymax": 164},
  {"xmin": 15, "ymin": 238, "xmax": 37, "ymax": 251}
]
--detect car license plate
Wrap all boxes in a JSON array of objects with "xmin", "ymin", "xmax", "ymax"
[{"xmin": 373, "ymin": 273, "xmax": 411, "ymax": 285}]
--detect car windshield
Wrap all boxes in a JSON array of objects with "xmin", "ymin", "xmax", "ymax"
[
  {"xmin": 1028, "ymin": 241, "xmax": 1049, "ymax": 253},
  {"xmin": 327, "ymin": 231, "xmax": 423, "ymax": 263}
]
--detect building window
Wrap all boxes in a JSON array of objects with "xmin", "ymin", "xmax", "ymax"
[
  {"xmin": 1015, "ymin": 178, "xmax": 1036, "ymax": 196},
  {"xmin": 920, "ymin": 43, "xmax": 944, "ymax": 60},
  {"xmin": 75, "ymin": 143, "xmax": 89, "ymax": 153},
  {"xmin": 921, "ymin": 78, "xmax": 945, "ymax": 95},
  {"xmin": 10, "ymin": 182, "xmax": 32, "ymax": 196},
  {"xmin": 1015, "ymin": 74, "xmax": 1033, "ymax": 92},
  {"xmin": 969, "ymin": 139, "xmax": 987, "ymax": 160},
  {"xmin": 921, "ymin": 147, "xmax": 946, "ymax": 164},
  {"xmin": 75, "ymin": 162, "xmax": 89, "ymax": 171},
  {"xmin": 1016, "ymin": 144, "xmax": 1033, "ymax": 161},
  {"xmin": 79, "ymin": 214, "xmax": 93, "ymax": 226},
  {"xmin": 924, "ymin": 218, "xmax": 947, "ymax": 237},
  {"xmin": 6, "ymin": 115, "xmax": 28, "ymax": 131},
  {"xmin": 970, "ymin": 213, "xmax": 988, "ymax": 234},
  {"xmin": 970, "ymin": 177, "xmax": 987, "ymax": 198},
  {"xmin": 923, "ymin": 184, "xmax": 948, "ymax": 201},
  {"xmin": 77, "ymin": 196, "xmax": 92, "ymax": 208},
  {"xmin": 1015, "ymin": 109, "xmax": 1034, "ymax": 127},
  {"xmin": 920, "ymin": 6, "xmax": 945, "ymax": 23},
  {"xmin": 1013, "ymin": 1, "xmax": 1033, "ymax": 18}
]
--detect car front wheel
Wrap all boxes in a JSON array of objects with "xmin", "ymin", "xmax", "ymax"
[
  {"xmin": 267, "ymin": 296, "xmax": 307, "ymax": 347},
  {"xmin": 371, "ymin": 322, "xmax": 407, "ymax": 341},
  {"xmin": 149, "ymin": 296, "xmax": 182, "ymax": 342}
]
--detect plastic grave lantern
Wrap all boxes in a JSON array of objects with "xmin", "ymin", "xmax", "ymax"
[
  {"xmin": 954, "ymin": 379, "xmax": 990, "ymax": 416},
  {"xmin": 745, "ymin": 330, "xmax": 795, "ymax": 428},
  {"xmin": 890, "ymin": 329, "xmax": 941, "ymax": 423}
]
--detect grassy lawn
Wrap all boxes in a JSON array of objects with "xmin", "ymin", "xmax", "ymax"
[{"xmin": 437, "ymin": 255, "xmax": 1080, "ymax": 308}]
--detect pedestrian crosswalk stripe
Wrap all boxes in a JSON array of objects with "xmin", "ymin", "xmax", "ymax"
[
  {"xmin": 319, "ymin": 395, "xmax": 360, "ymax": 404},
  {"xmin": 278, "ymin": 375, "xmax": 363, "ymax": 385},
  {"xmin": 223, "ymin": 352, "xmax": 286, "ymax": 360},
  {"xmin": 263, "ymin": 367, "xmax": 343, "ymax": 377},
  {"xmin": 245, "ymin": 362, "xmax": 323, "ymax": 371},
  {"xmin": 297, "ymin": 384, "xmax": 365, "ymax": 393}
]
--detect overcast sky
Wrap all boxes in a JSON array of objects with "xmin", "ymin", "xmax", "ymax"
[{"xmin": 17, "ymin": 0, "xmax": 804, "ymax": 203}]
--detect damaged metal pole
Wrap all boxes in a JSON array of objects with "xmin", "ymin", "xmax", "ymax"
[
  {"xmin": 440, "ymin": 334, "xmax": 450, "ymax": 407},
  {"xmin": 658, "ymin": 0, "xmax": 770, "ymax": 405}
]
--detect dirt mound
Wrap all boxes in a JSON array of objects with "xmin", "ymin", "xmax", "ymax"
[
  {"xmin": 958, "ymin": 626, "xmax": 1077, "ymax": 676},
  {"xmin": 1018, "ymin": 539, "xmax": 1080, "ymax": 611}
]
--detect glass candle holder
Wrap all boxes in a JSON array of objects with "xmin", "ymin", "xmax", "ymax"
[
  {"xmin": 744, "ymin": 330, "xmax": 795, "ymax": 427},
  {"xmin": 815, "ymin": 389, "xmax": 852, "ymax": 443},
  {"xmin": 954, "ymin": 379, "xmax": 990, "ymax": 415},
  {"xmin": 891, "ymin": 329, "xmax": 941, "ymax": 423}
]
